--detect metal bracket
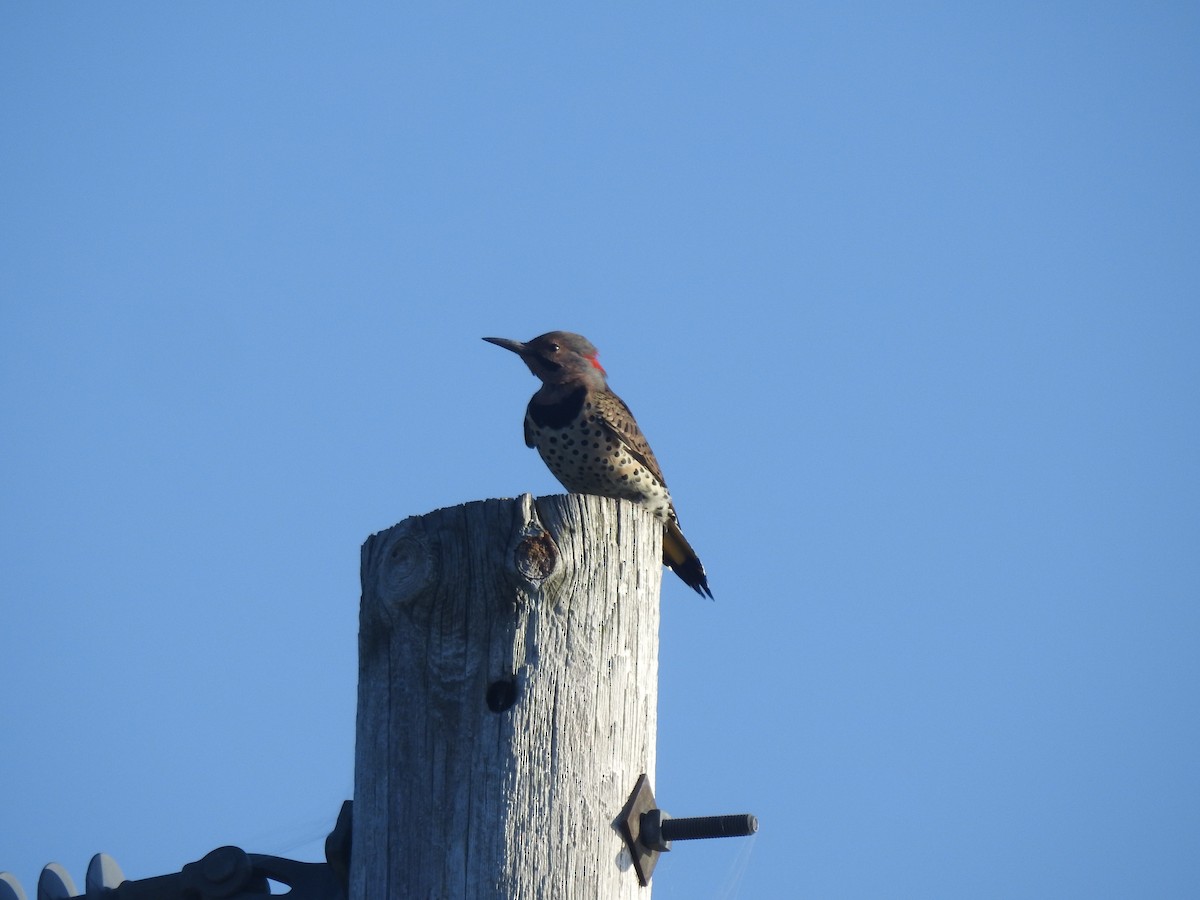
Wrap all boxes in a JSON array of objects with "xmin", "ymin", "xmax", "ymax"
[
  {"xmin": 617, "ymin": 773, "xmax": 661, "ymax": 886},
  {"xmin": 2, "ymin": 801, "xmax": 352, "ymax": 900}
]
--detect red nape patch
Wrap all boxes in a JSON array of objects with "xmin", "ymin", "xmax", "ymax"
[{"xmin": 589, "ymin": 355, "xmax": 606, "ymax": 375}]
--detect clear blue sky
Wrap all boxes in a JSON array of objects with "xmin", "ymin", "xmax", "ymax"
[{"xmin": 2, "ymin": 5, "xmax": 1198, "ymax": 898}]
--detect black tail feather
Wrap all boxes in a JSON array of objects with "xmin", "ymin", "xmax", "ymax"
[{"xmin": 663, "ymin": 519, "xmax": 713, "ymax": 599}]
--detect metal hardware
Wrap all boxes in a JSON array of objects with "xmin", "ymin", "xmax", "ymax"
[
  {"xmin": 1, "ymin": 802, "xmax": 352, "ymax": 900},
  {"xmin": 617, "ymin": 773, "xmax": 758, "ymax": 886}
]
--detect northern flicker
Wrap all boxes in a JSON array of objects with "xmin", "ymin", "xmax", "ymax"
[{"xmin": 483, "ymin": 331, "xmax": 713, "ymax": 598}]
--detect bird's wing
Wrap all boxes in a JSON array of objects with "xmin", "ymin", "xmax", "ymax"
[{"xmin": 590, "ymin": 389, "xmax": 669, "ymax": 489}]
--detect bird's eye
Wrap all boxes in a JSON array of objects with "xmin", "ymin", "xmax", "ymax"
[{"xmin": 547, "ymin": 342, "xmax": 560, "ymax": 353}]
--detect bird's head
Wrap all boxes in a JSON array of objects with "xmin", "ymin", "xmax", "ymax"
[{"xmin": 483, "ymin": 331, "xmax": 608, "ymax": 388}]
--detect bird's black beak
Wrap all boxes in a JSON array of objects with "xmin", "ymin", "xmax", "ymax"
[{"xmin": 482, "ymin": 337, "xmax": 527, "ymax": 356}]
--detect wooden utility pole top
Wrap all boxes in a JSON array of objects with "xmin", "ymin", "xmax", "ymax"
[{"xmin": 352, "ymin": 493, "xmax": 663, "ymax": 899}]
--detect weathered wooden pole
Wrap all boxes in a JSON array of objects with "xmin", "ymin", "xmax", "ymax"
[{"xmin": 351, "ymin": 493, "xmax": 663, "ymax": 899}]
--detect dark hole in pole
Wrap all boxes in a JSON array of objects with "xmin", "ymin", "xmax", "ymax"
[{"xmin": 486, "ymin": 678, "xmax": 518, "ymax": 712}]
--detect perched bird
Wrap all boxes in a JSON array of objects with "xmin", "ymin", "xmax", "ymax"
[{"xmin": 483, "ymin": 331, "xmax": 712, "ymax": 598}]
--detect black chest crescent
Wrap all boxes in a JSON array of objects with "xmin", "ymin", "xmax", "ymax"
[{"xmin": 527, "ymin": 388, "xmax": 587, "ymax": 429}]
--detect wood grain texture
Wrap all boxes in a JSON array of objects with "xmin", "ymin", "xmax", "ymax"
[{"xmin": 352, "ymin": 493, "xmax": 662, "ymax": 899}]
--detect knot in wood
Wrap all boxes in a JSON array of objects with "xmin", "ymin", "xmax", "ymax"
[
  {"xmin": 514, "ymin": 531, "xmax": 558, "ymax": 582},
  {"xmin": 381, "ymin": 534, "xmax": 434, "ymax": 604}
]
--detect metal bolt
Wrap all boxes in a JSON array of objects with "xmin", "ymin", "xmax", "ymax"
[
  {"xmin": 640, "ymin": 809, "xmax": 758, "ymax": 851},
  {"xmin": 618, "ymin": 774, "xmax": 759, "ymax": 886}
]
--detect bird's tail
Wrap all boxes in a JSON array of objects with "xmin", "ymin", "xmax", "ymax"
[{"xmin": 663, "ymin": 518, "xmax": 713, "ymax": 599}]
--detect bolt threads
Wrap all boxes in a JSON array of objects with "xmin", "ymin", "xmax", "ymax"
[{"xmin": 660, "ymin": 813, "xmax": 758, "ymax": 842}]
